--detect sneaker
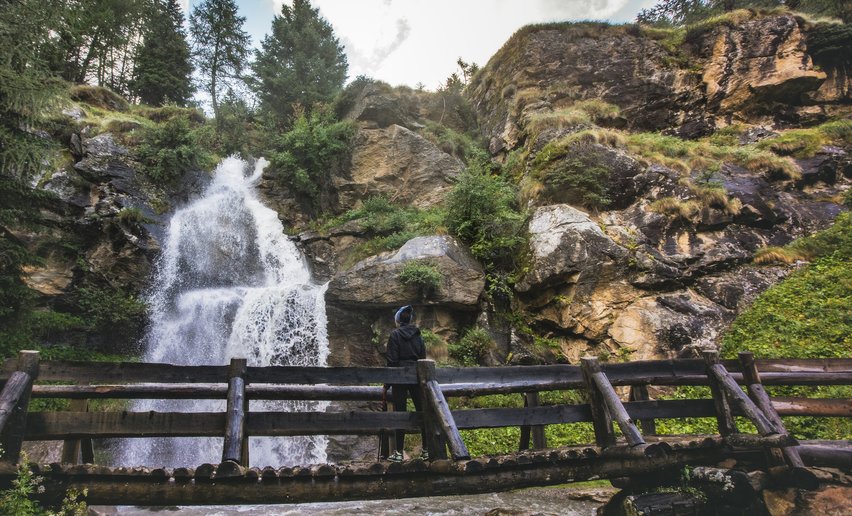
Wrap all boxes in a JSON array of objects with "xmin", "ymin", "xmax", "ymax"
[
  {"xmin": 420, "ymin": 450, "xmax": 429, "ymax": 461},
  {"xmin": 388, "ymin": 451, "xmax": 404, "ymax": 462}
]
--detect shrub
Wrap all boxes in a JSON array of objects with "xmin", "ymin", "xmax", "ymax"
[
  {"xmin": 136, "ymin": 115, "xmax": 212, "ymax": 185},
  {"xmin": 421, "ymin": 329, "xmax": 447, "ymax": 363},
  {"xmin": 267, "ymin": 108, "xmax": 355, "ymax": 214},
  {"xmin": 0, "ymin": 452, "xmax": 87, "ymax": 515},
  {"xmin": 135, "ymin": 104, "xmax": 205, "ymax": 124},
  {"xmin": 420, "ymin": 121, "xmax": 488, "ymax": 165},
  {"xmin": 398, "ymin": 261, "xmax": 442, "ymax": 297},
  {"xmin": 448, "ymin": 327, "xmax": 493, "ymax": 366},
  {"xmin": 535, "ymin": 151, "xmax": 612, "ymax": 210},
  {"xmin": 445, "ymin": 167, "xmax": 525, "ymax": 270},
  {"xmin": 649, "ymin": 197, "xmax": 701, "ymax": 220}
]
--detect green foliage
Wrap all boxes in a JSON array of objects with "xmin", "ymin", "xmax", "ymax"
[
  {"xmin": 420, "ymin": 121, "xmax": 488, "ymax": 165},
  {"xmin": 268, "ymin": 109, "xmax": 355, "ymax": 214},
  {"xmin": 398, "ymin": 262, "xmax": 442, "ymax": 297},
  {"xmin": 0, "ymin": 453, "xmax": 87, "ymax": 515},
  {"xmin": 71, "ymin": 286, "xmax": 148, "ymax": 338},
  {"xmin": 332, "ymin": 76, "xmax": 390, "ymax": 119},
  {"xmin": 251, "ymin": 0, "xmax": 348, "ymax": 126},
  {"xmin": 136, "ymin": 115, "xmax": 213, "ymax": 184},
  {"xmin": 722, "ymin": 213, "xmax": 852, "ymax": 440},
  {"xmin": 130, "ymin": 0, "xmax": 194, "ymax": 106},
  {"xmin": 68, "ymin": 85, "xmax": 129, "ymax": 113},
  {"xmin": 539, "ymin": 154, "xmax": 612, "ymax": 209},
  {"xmin": 445, "ymin": 167, "xmax": 525, "ymax": 270},
  {"xmin": 448, "ymin": 327, "xmax": 494, "ymax": 366},
  {"xmin": 189, "ymin": 0, "xmax": 251, "ymax": 120}
]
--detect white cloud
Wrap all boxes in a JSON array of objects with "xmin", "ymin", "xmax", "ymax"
[{"xmin": 268, "ymin": 0, "xmax": 638, "ymax": 88}]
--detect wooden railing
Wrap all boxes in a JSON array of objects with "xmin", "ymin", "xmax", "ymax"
[{"xmin": 0, "ymin": 350, "xmax": 850, "ymax": 474}]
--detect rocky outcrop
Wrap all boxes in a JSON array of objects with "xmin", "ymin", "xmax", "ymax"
[
  {"xmin": 327, "ymin": 235, "xmax": 485, "ymax": 309},
  {"xmin": 333, "ymin": 125, "xmax": 463, "ymax": 210},
  {"xmin": 469, "ymin": 13, "xmax": 845, "ymax": 153}
]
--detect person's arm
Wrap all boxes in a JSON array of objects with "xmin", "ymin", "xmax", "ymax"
[
  {"xmin": 415, "ymin": 332, "xmax": 426, "ymax": 360},
  {"xmin": 386, "ymin": 331, "xmax": 399, "ymax": 367}
]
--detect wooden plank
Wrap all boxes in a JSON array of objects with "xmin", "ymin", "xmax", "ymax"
[
  {"xmin": 702, "ymin": 350, "xmax": 737, "ymax": 436},
  {"xmin": 452, "ymin": 404, "xmax": 593, "ymax": 429},
  {"xmin": 629, "ymin": 385, "xmax": 656, "ymax": 435},
  {"xmin": 435, "ymin": 365, "xmax": 580, "ymax": 385},
  {"xmin": 772, "ymin": 397, "xmax": 852, "ymax": 417},
  {"xmin": 0, "ymin": 372, "xmax": 32, "ymax": 432},
  {"xmin": 440, "ymin": 379, "xmax": 582, "ymax": 397},
  {"xmin": 222, "ymin": 358, "xmax": 247, "ymax": 465},
  {"xmin": 32, "ymin": 384, "xmax": 384, "ymax": 401},
  {"xmin": 25, "ymin": 411, "xmax": 421, "ymax": 439},
  {"xmin": 27, "ymin": 361, "xmax": 228, "ymax": 384},
  {"xmin": 580, "ymin": 357, "xmax": 616, "ymax": 448},
  {"xmin": 247, "ymin": 366, "xmax": 416, "ymax": 385},
  {"xmin": 417, "ymin": 360, "xmax": 448, "ymax": 460},
  {"xmin": 61, "ymin": 396, "xmax": 89, "ymax": 464},
  {"xmin": 523, "ymin": 392, "xmax": 546, "ymax": 450},
  {"xmin": 1, "ymin": 351, "xmax": 39, "ymax": 463},
  {"xmin": 591, "ymin": 370, "xmax": 645, "ymax": 447}
]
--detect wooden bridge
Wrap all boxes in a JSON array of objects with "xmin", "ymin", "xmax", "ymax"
[{"xmin": 0, "ymin": 349, "xmax": 849, "ymax": 506}]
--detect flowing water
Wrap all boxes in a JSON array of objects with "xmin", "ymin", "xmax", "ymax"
[{"xmin": 119, "ymin": 156, "xmax": 329, "ymax": 468}]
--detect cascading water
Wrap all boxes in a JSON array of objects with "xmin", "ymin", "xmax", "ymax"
[{"xmin": 120, "ymin": 157, "xmax": 329, "ymax": 468}]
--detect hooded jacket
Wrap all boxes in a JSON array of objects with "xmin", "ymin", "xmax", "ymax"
[{"xmin": 386, "ymin": 324, "xmax": 426, "ymax": 367}]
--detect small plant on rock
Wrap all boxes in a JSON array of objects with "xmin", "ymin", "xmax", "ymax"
[{"xmin": 398, "ymin": 262, "xmax": 442, "ymax": 298}]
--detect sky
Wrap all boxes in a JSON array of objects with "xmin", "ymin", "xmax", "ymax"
[{"xmin": 184, "ymin": 0, "xmax": 657, "ymax": 90}]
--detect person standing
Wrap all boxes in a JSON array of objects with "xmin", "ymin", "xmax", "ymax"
[{"xmin": 385, "ymin": 305, "xmax": 428, "ymax": 462}]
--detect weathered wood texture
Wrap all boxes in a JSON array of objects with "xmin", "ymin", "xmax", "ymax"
[
  {"xmin": 417, "ymin": 360, "xmax": 448, "ymax": 460},
  {"xmin": 423, "ymin": 378, "xmax": 470, "ymax": 460},
  {"xmin": 703, "ymin": 350, "xmax": 738, "ymax": 436},
  {"xmin": 222, "ymin": 358, "xmax": 248, "ymax": 465},
  {"xmin": 629, "ymin": 385, "xmax": 656, "ymax": 435},
  {"xmin": 0, "ymin": 351, "xmax": 39, "ymax": 463},
  {"xmin": 590, "ymin": 369, "xmax": 645, "ymax": 447},
  {"xmin": 581, "ymin": 357, "xmax": 616, "ymax": 447}
]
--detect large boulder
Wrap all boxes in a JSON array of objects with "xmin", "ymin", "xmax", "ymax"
[
  {"xmin": 333, "ymin": 125, "xmax": 462, "ymax": 210},
  {"xmin": 326, "ymin": 235, "xmax": 485, "ymax": 309},
  {"xmin": 516, "ymin": 204, "xmax": 627, "ymax": 292}
]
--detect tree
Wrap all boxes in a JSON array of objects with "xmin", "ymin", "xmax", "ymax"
[
  {"xmin": 131, "ymin": 0, "xmax": 194, "ymax": 106},
  {"xmin": 251, "ymin": 0, "xmax": 348, "ymax": 126},
  {"xmin": 0, "ymin": 0, "xmax": 63, "ymax": 328},
  {"xmin": 189, "ymin": 0, "xmax": 250, "ymax": 120}
]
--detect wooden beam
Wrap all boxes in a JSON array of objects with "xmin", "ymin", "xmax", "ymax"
[
  {"xmin": 519, "ymin": 392, "xmax": 546, "ymax": 450},
  {"xmin": 247, "ymin": 366, "xmax": 416, "ymax": 385},
  {"xmin": 424, "ymin": 378, "xmax": 470, "ymax": 460},
  {"xmin": 580, "ymin": 357, "xmax": 616, "ymax": 448},
  {"xmin": 706, "ymin": 361, "xmax": 777, "ymax": 435},
  {"xmin": 222, "ymin": 358, "xmax": 247, "ymax": 466},
  {"xmin": 32, "ymin": 383, "xmax": 384, "ymax": 401},
  {"xmin": 702, "ymin": 350, "xmax": 737, "ymax": 436},
  {"xmin": 590, "ymin": 370, "xmax": 645, "ymax": 447},
  {"xmin": 1, "ymin": 351, "xmax": 39, "ymax": 463},
  {"xmin": 629, "ymin": 385, "xmax": 656, "ymax": 435},
  {"xmin": 417, "ymin": 360, "xmax": 448, "ymax": 460}
]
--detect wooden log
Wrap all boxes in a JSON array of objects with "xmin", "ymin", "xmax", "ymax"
[
  {"xmin": 590, "ymin": 370, "xmax": 645, "ymax": 447},
  {"xmin": 1, "ymin": 351, "xmax": 39, "ymax": 463},
  {"xmin": 527, "ymin": 392, "xmax": 546, "ymax": 449},
  {"xmin": 61, "ymin": 396, "xmax": 90, "ymax": 464},
  {"xmin": 580, "ymin": 357, "xmax": 616, "ymax": 448},
  {"xmin": 600, "ymin": 442, "xmax": 670, "ymax": 459},
  {"xmin": 707, "ymin": 362, "xmax": 777, "ymax": 435},
  {"xmin": 247, "ymin": 365, "xmax": 416, "ymax": 385},
  {"xmin": 222, "ymin": 358, "xmax": 248, "ymax": 465},
  {"xmin": 797, "ymin": 445, "xmax": 852, "ymax": 469},
  {"xmin": 435, "ymin": 365, "xmax": 580, "ymax": 386},
  {"xmin": 725, "ymin": 433, "xmax": 798, "ymax": 448},
  {"xmin": 739, "ymin": 352, "xmax": 807, "ymax": 474},
  {"xmin": 417, "ymin": 360, "xmax": 448, "ymax": 460},
  {"xmin": 0, "ymin": 372, "xmax": 32, "ymax": 432},
  {"xmin": 31, "ymin": 383, "xmax": 384, "ymax": 401},
  {"xmin": 453, "ymin": 404, "xmax": 593, "ymax": 429},
  {"xmin": 702, "ymin": 350, "xmax": 737, "ymax": 436},
  {"xmin": 629, "ymin": 384, "xmax": 656, "ymax": 435},
  {"xmin": 772, "ymin": 397, "xmax": 852, "ymax": 417},
  {"xmin": 424, "ymin": 378, "xmax": 470, "ymax": 460}
]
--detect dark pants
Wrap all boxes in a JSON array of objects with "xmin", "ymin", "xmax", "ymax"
[{"xmin": 390, "ymin": 383, "xmax": 425, "ymax": 453}]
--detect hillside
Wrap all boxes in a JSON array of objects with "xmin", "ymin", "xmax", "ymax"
[{"xmin": 1, "ymin": 9, "xmax": 849, "ymax": 376}]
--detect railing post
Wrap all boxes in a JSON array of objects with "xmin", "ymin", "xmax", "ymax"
[
  {"xmin": 416, "ymin": 360, "xmax": 448, "ymax": 460},
  {"xmin": 62, "ymin": 382, "xmax": 94, "ymax": 464},
  {"xmin": 581, "ymin": 357, "xmax": 616, "ymax": 448},
  {"xmin": 519, "ymin": 392, "xmax": 546, "ymax": 451},
  {"xmin": 702, "ymin": 350, "xmax": 738, "ymax": 436},
  {"xmin": 222, "ymin": 358, "xmax": 248, "ymax": 466},
  {"xmin": 629, "ymin": 384, "xmax": 657, "ymax": 436},
  {"xmin": 0, "ymin": 350, "xmax": 39, "ymax": 464}
]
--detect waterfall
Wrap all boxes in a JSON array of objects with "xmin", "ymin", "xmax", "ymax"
[{"xmin": 120, "ymin": 156, "xmax": 329, "ymax": 468}]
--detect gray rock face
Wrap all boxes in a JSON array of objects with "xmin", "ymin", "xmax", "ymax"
[
  {"xmin": 517, "ymin": 204, "xmax": 627, "ymax": 292},
  {"xmin": 333, "ymin": 125, "xmax": 462, "ymax": 210},
  {"xmin": 326, "ymin": 235, "xmax": 485, "ymax": 309}
]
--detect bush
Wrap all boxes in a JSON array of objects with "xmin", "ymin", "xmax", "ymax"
[
  {"xmin": 69, "ymin": 85, "xmax": 129, "ymax": 112},
  {"xmin": 136, "ymin": 115, "xmax": 212, "ymax": 185},
  {"xmin": 536, "ymin": 151, "xmax": 612, "ymax": 210},
  {"xmin": 448, "ymin": 327, "xmax": 493, "ymax": 366},
  {"xmin": 445, "ymin": 167, "xmax": 525, "ymax": 270},
  {"xmin": 0, "ymin": 452, "xmax": 87, "ymax": 515},
  {"xmin": 420, "ymin": 121, "xmax": 488, "ymax": 165},
  {"xmin": 398, "ymin": 261, "xmax": 442, "ymax": 297},
  {"xmin": 268, "ymin": 108, "xmax": 355, "ymax": 214}
]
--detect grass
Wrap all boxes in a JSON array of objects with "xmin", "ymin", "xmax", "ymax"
[
  {"xmin": 756, "ymin": 119, "xmax": 852, "ymax": 158},
  {"xmin": 524, "ymin": 100, "xmax": 621, "ymax": 135}
]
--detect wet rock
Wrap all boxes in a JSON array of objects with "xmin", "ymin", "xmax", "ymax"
[
  {"xmin": 694, "ymin": 266, "xmax": 790, "ymax": 310},
  {"xmin": 334, "ymin": 125, "xmax": 462, "ymax": 210},
  {"xmin": 326, "ymin": 235, "xmax": 485, "ymax": 309},
  {"xmin": 763, "ymin": 485, "xmax": 852, "ymax": 516}
]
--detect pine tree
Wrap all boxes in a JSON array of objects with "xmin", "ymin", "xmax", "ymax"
[
  {"xmin": 0, "ymin": 0, "xmax": 63, "ymax": 328},
  {"xmin": 251, "ymin": 0, "xmax": 348, "ymax": 126},
  {"xmin": 189, "ymin": 0, "xmax": 250, "ymax": 120},
  {"xmin": 131, "ymin": 0, "xmax": 194, "ymax": 106}
]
